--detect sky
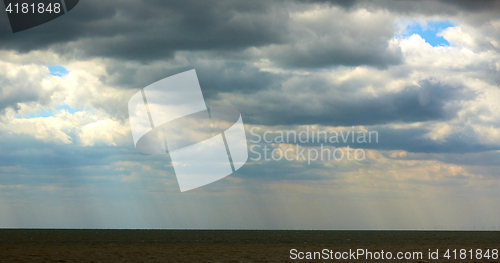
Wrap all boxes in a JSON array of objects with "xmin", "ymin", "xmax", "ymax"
[{"xmin": 0, "ymin": 0, "xmax": 499, "ymax": 229}]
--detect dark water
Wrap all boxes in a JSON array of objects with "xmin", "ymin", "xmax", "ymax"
[{"xmin": 0, "ymin": 230, "xmax": 498, "ymax": 262}]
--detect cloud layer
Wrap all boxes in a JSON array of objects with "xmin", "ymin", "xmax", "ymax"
[{"xmin": 0, "ymin": 0, "xmax": 499, "ymax": 229}]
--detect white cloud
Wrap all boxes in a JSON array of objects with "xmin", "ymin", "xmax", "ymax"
[
  {"xmin": 2, "ymin": 110, "xmax": 129, "ymax": 146},
  {"xmin": 0, "ymin": 51, "xmax": 133, "ymax": 146}
]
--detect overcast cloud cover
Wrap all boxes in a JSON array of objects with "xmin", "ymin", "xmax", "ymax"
[{"xmin": 0, "ymin": 0, "xmax": 499, "ymax": 229}]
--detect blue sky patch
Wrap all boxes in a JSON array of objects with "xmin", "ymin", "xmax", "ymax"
[
  {"xmin": 48, "ymin": 65, "xmax": 69, "ymax": 77},
  {"xmin": 14, "ymin": 109, "xmax": 54, "ymax": 119},
  {"xmin": 27, "ymin": 109, "xmax": 55, "ymax": 118},
  {"xmin": 55, "ymin": 104, "xmax": 83, "ymax": 114},
  {"xmin": 403, "ymin": 20, "xmax": 454, "ymax": 47},
  {"xmin": 14, "ymin": 104, "xmax": 83, "ymax": 119}
]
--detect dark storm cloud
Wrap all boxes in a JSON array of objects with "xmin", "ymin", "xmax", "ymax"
[
  {"xmin": 196, "ymin": 62, "xmax": 286, "ymax": 99},
  {"xmin": 103, "ymin": 58, "xmax": 285, "ymax": 98},
  {"xmin": 267, "ymin": 41, "xmax": 402, "ymax": 69},
  {"xmin": 0, "ymin": 0, "xmax": 497, "ymax": 67},
  {"xmin": 1, "ymin": 0, "xmax": 405, "ymax": 69},
  {"xmin": 247, "ymin": 124, "xmax": 500, "ymax": 154},
  {"xmin": 238, "ymin": 79, "xmax": 475, "ymax": 127},
  {"xmin": 369, "ymin": 127, "xmax": 500, "ymax": 154},
  {"xmin": 315, "ymin": 0, "xmax": 500, "ymax": 15},
  {"xmin": 0, "ymin": 0, "xmax": 290, "ymax": 60},
  {"xmin": 96, "ymin": 58, "xmax": 286, "ymax": 121}
]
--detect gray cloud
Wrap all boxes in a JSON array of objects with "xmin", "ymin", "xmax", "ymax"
[
  {"xmin": 260, "ymin": 3, "xmax": 403, "ymax": 69},
  {"xmin": 316, "ymin": 0, "xmax": 500, "ymax": 16},
  {"xmin": 0, "ymin": 65, "xmax": 54, "ymax": 112},
  {"xmin": 367, "ymin": 126, "xmax": 500, "ymax": 154},
  {"xmin": 247, "ymin": 124, "xmax": 500, "ymax": 155},
  {"xmin": 1, "ymin": 0, "xmax": 404, "ymax": 69},
  {"xmin": 0, "ymin": 0, "xmax": 290, "ymax": 60},
  {"xmin": 236, "ymin": 79, "xmax": 475, "ymax": 127},
  {"xmin": 102, "ymin": 57, "xmax": 285, "ymax": 97},
  {"xmin": 0, "ymin": 131, "xmax": 175, "ymax": 188},
  {"xmin": 383, "ymin": 150, "xmax": 500, "ymax": 168},
  {"xmin": 265, "ymin": 40, "xmax": 402, "ymax": 69}
]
